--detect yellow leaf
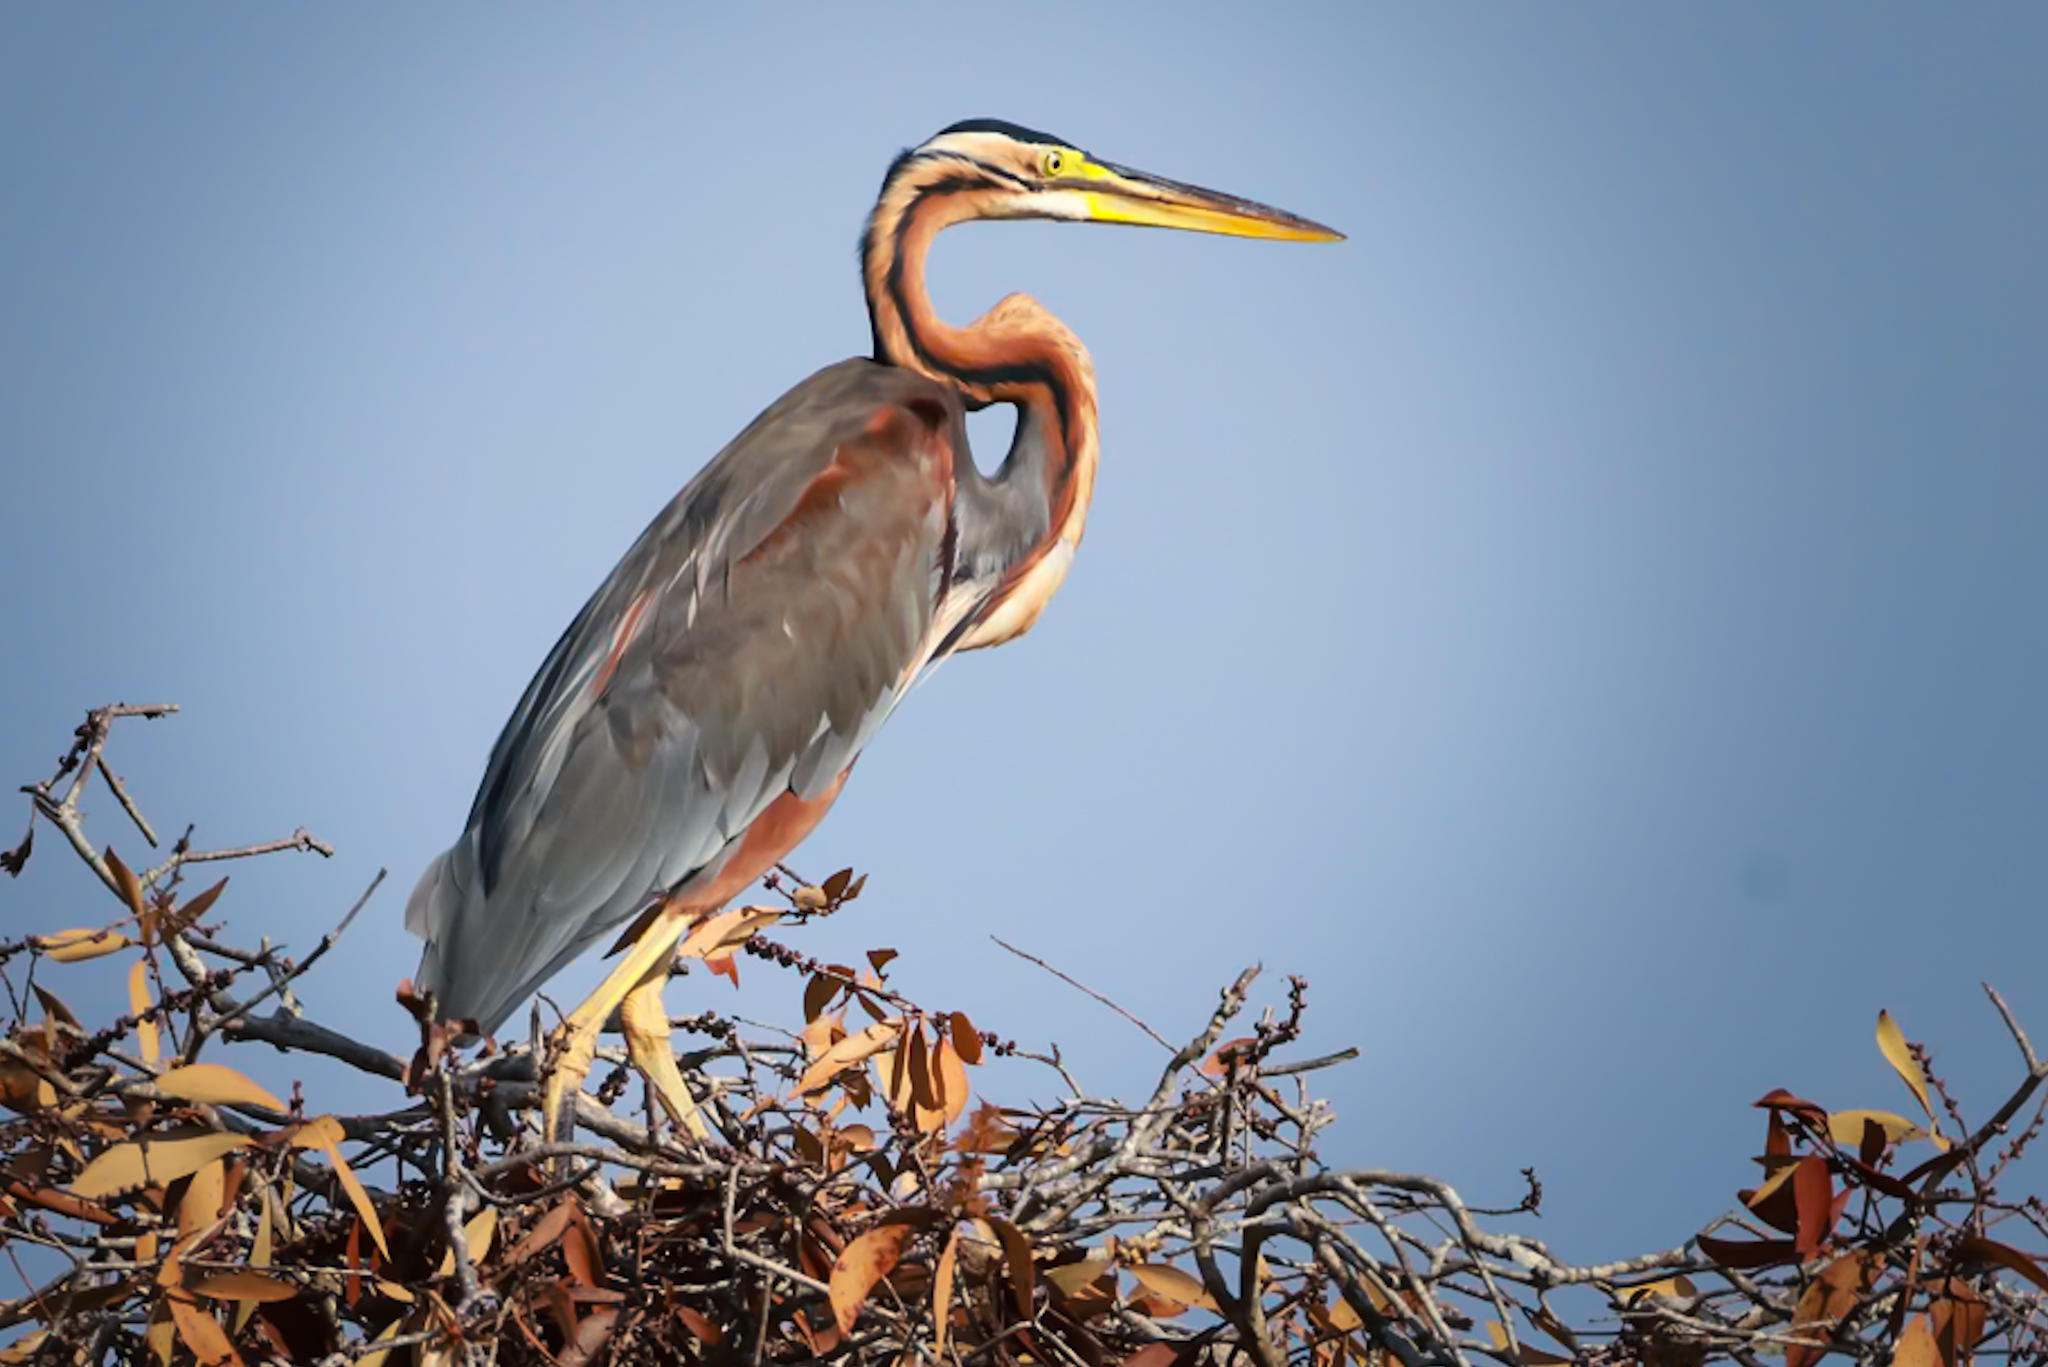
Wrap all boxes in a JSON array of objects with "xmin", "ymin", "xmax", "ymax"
[
  {"xmin": 147, "ymin": 1300, "xmax": 177, "ymax": 1367},
  {"xmin": 291, "ymin": 1116, "xmax": 390, "ymax": 1261},
  {"xmin": 436, "ymin": 1206, "xmax": 500, "ymax": 1277},
  {"xmin": 675, "ymin": 906, "xmax": 782, "ymax": 962},
  {"xmin": 1876, "ymin": 1011, "xmax": 1934, "ymax": 1121},
  {"xmin": 36, "ymin": 928, "xmax": 133, "ymax": 963},
  {"xmin": 830, "ymin": 1223, "xmax": 914, "ymax": 1335},
  {"xmin": 129, "ymin": 960, "xmax": 158, "ymax": 1065},
  {"xmin": 178, "ymin": 1158, "xmax": 227, "ymax": 1242},
  {"xmin": 72, "ymin": 1128, "xmax": 251, "ymax": 1199},
  {"xmin": 191, "ymin": 1271, "xmax": 298, "ymax": 1304},
  {"xmin": 166, "ymin": 1284, "xmax": 245, "ymax": 1367},
  {"xmin": 1131, "ymin": 1263, "xmax": 1220, "ymax": 1313},
  {"xmin": 375, "ymin": 1278, "xmax": 417, "ymax": 1303},
  {"xmin": 156, "ymin": 1064, "xmax": 288, "ymax": 1114},
  {"xmin": 0, "ymin": 1331, "xmax": 47, "ymax": 1365},
  {"xmin": 1046, "ymin": 1257, "xmax": 1115, "ymax": 1296},
  {"xmin": 106, "ymin": 846, "xmax": 148, "ymax": 920},
  {"xmin": 236, "ymin": 1197, "xmax": 273, "ymax": 1333},
  {"xmin": 357, "ymin": 1312, "xmax": 416, "ymax": 1367},
  {"xmin": 1613, "ymin": 1276, "xmax": 1697, "ymax": 1305},
  {"xmin": 1826, "ymin": 1109, "xmax": 1928, "ymax": 1147}
]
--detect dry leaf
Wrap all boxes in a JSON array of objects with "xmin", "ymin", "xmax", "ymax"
[
  {"xmin": 950, "ymin": 1011, "xmax": 985, "ymax": 1066},
  {"xmin": 1130, "ymin": 1264, "xmax": 1219, "ymax": 1313},
  {"xmin": 192, "ymin": 1272, "xmax": 298, "ymax": 1304},
  {"xmin": 156, "ymin": 1064, "xmax": 288, "ymax": 1114},
  {"xmin": 1786, "ymin": 1250, "xmax": 1878, "ymax": 1367},
  {"xmin": 36, "ymin": 928, "xmax": 132, "ymax": 963},
  {"xmin": 932, "ymin": 1225, "xmax": 960, "ymax": 1356},
  {"xmin": 166, "ymin": 1285, "xmax": 245, "ymax": 1367},
  {"xmin": 1953, "ymin": 1235, "xmax": 2048, "ymax": 1294},
  {"xmin": 72, "ymin": 1129, "xmax": 251, "ymax": 1199},
  {"xmin": 990, "ymin": 1218, "xmax": 1036, "ymax": 1321},
  {"xmin": 291, "ymin": 1117, "xmax": 390, "ymax": 1261},
  {"xmin": 936, "ymin": 1037, "xmax": 970, "ymax": 1124},
  {"xmin": 1825, "ymin": 1109, "xmax": 1927, "ymax": 1147},
  {"xmin": 178, "ymin": 1158, "xmax": 227, "ymax": 1243},
  {"xmin": 1894, "ymin": 1316, "xmax": 1940, "ymax": 1367},
  {"xmin": 437, "ymin": 1206, "xmax": 500, "ymax": 1277},
  {"xmin": 797, "ymin": 1019, "xmax": 904, "ymax": 1095},
  {"xmin": 1876, "ymin": 1012, "xmax": 1935, "ymax": 1122},
  {"xmin": 675, "ymin": 905, "xmax": 782, "ymax": 963},
  {"xmin": 129, "ymin": 960, "xmax": 158, "ymax": 1065},
  {"xmin": 1485, "ymin": 1321, "xmax": 1571, "ymax": 1366},
  {"xmin": 830, "ymin": 1224, "xmax": 914, "ymax": 1334},
  {"xmin": 106, "ymin": 846, "xmax": 148, "ymax": 920}
]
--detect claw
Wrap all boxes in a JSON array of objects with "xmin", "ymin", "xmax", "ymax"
[{"xmin": 536, "ymin": 899, "xmax": 781, "ymax": 1145}]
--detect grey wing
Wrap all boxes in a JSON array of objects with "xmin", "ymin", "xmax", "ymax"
[{"xmin": 407, "ymin": 359, "xmax": 972, "ymax": 1033}]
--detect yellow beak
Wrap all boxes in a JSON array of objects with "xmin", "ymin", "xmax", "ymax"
[{"xmin": 1078, "ymin": 158, "xmax": 1343, "ymax": 243}]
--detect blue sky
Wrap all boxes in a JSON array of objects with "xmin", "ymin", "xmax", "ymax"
[{"xmin": 3, "ymin": 4, "xmax": 2045, "ymax": 1267}]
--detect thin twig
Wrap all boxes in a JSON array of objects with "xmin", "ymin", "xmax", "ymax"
[{"xmin": 991, "ymin": 934, "xmax": 1173, "ymax": 1052}]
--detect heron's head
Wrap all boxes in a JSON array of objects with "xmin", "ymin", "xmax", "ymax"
[{"xmin": 878, "ymin": 118, "xmax": 1343, "ymax": 243}]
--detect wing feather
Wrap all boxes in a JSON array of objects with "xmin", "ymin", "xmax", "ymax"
[{"xmin": 409, "ymin": 360, "xmax": 969, "ymax": 1031}]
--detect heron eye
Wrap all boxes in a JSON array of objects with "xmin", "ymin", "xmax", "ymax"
[{"xmin": 1042, "ymin": 149, "xmax": 1065, "ymax": 176}]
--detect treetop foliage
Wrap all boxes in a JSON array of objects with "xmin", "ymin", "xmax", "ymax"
[{"xmin": 3, "ymin": 705, "xmax": 2046, "ymax": 1367}]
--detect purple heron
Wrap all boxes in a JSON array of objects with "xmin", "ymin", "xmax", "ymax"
[{"xmin": 406, "ymin": 119, "xmax": 1340, "ymax": 1133}]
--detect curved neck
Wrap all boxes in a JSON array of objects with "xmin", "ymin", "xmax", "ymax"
[{"xmin": 861, "ymin": 160, "xmax": 1101, "ymax": 649}]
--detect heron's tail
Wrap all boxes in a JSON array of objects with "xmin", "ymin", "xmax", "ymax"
[{"xmin": 406, "ymin": 838, "xmax": 479, "ymax": 1021}]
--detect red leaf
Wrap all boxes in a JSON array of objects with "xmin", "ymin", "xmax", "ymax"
[
  {"xmin": 677, "ymin": 1306, "xmax": 723, "ymax": 1346},
  {"xmin": 1793, "ymin": 1154, "xmax": 1833, "ymax": 1256},
  {"xmin": 1696, "ymin": 1234, "xmax": 1799, "ymax": 1269},
  {"xmin": 1954, "ymin": 1237, "xmax": 2048, "ymax": 1294}
]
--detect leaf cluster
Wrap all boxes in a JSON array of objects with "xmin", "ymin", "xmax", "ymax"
[{"xmin": 4, "ymin": 705, "xmax": 2047, "ymax": 1367}]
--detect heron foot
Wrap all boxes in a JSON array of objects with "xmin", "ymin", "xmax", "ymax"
[{"xmin": 620, "ymin": 973, "xmax": 712, "ymax": 1140}]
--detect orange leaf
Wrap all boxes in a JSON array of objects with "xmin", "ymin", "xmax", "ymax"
[
  {"xmin": 990, "ymin": 1217, "xmax": 1036, "ymax": 1322},
  {"xmin": 1894, "ymin": 1317, "xmax": 1940, "ymax": 1367},
  {"xmin": 797, "ymin": 1019, "xmax": 904, "ymax": 1096},
  {"xmin": 950, "ymin": 1012, "xmax": 985, "ymax": 1066},
  {"xmin": 704, "ymin": 954, "xmax": 740, "ymax": 988},
  {"xmin": 829, "ymin": 1224, "xmax": 913, "ymax": 1335},
  {"xmin": 932, "ymin": 1225, "xmax": 960, "ymax": 1356},
  {"xmin": 1200, "ymin": 1038, "xmax": 1257, "ymax": 1077},
  {"xmin": 562, "ymin": 1204, "xmax": 602, "ymax": 1287},
  {"xmin": 804, "ymin": 973, "xmax": 840, "ymax": 1023},
  {"xmin": 935, "ymin": 1037, "xmax": 970, "ymax": 1125},
  {"xmin": 175, "ymin": 878, "xmax": 229, "ymax": 927},
  {"xmin": 166, "ymin": 1285, "xmax": 245, "ymax": 1367},
  {"xmin": 1792, "ymin": 1154, "xmax": 1833, "ymax": 1257},
  {"xmin": 106, "ymin": 847, "xmax": 148, "ymax": 920},
  {"xmin": 1786, "ymin": 1250, "xmax": 1878, "ymax": 1367},
  {"xmin": 677, "ymin": 1306, "xmax": 722, "ymax": 1346},
  {"xmin": 192, "ymin": 1272, "xmax": 298, "ymax": 1304},
  {"xmin": 1930, "ymin": 1281, "xmax": 1987, "ymax": 1367}
]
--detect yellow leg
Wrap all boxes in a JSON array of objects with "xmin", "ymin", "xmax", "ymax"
[
  {"xmin": 541, "ymin": 902, "xmax": 693, "ymax": 1142},
  {"xmin": 619, "ymin": 973, "xmax": 711, "ymax": 1139}
]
